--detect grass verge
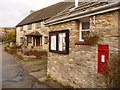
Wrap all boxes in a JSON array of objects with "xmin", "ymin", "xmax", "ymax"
[
  {"xmin": 30, "ymin": 67, "xmax": 46, "ymax": 73},
  {"xmin": 32, "ymin": 61, "xmax": 47, "ymax": 66},
  {"xmin": 22, "ymin": 56, "xmax": 48, "ymax": 62}
]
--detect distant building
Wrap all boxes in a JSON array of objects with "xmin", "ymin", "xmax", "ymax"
[{"xmin": 0, "ymin": 27, "xmax": 16, "ymax": 41}]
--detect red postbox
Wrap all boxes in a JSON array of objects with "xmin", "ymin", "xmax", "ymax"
[{"xmin": 98, "ymin": 45, "xmax": 109, "ymax": 73}]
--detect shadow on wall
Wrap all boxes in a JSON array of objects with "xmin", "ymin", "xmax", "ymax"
[
  {"xmin": 108, "ymin": 7, "xmax": 120, "ymax": 88},
  {"xmin": 118, "ymin": 5, "xmax": 120, "ymax": 87}
]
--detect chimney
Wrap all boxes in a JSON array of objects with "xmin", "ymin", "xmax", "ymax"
[
  {"xmin": 75, "ymin": 0, "xmax": 78, "ymax": 8},
  {"xmin": 30, "ymin": 10, "xmax": 34, "ymax": 14}
]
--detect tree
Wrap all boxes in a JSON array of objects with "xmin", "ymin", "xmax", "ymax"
[{"xmin": 6, "ymin": 32, "xmax": 16, "ymax": 42}]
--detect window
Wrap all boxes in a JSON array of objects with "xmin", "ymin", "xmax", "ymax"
[
  {"xmin": 27, "ymin": 36, "xmax": 32, "ymax": 43},
  {"xmin": 44, "ymin": 36, "xmax": 48, "ymax": 44},
  {"xmin": 35, "ymin": 22, "xmax": 41, "ymax": 28},
  {"xmin": 49, "ymin": 30, "xmax": 69, "ymax": 54},
  {"xmin": 20, "ymin": 37, "xmax": 24, "ymax": 43},
  {"xmin": 79, "ymin": 22, "xmax": 90, "ymax": 41},
  {"xmin": 20, "ymin": 26, "xmax": 23, "ymax": 31},
  {"xmin": 28, "ymin": 24, "xmax": 32, "ymax": 30}
]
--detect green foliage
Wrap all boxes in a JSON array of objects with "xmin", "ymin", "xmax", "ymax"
[
  {"xmin": 47, "ymin": 74, "xmax": 51, "ymax": 79},
  {"xmin": 23, "ymin": 58, "xmax": 41, "ymax": 62},
  {"xmin": 8, "ymin": 48, "xmax": 17, "ymax": 54},
  {"xmin": 4, "ymin": 45, "xmax": 17, "ymax": 54},
  {"xmin": 6, "ymin": 32, "xmax": 16, "ymax": 42},
  {"xmin": 40, "ymin": 56, "xmax": 48, "ymax": 60},
  {"xmin": 24, "ymin": 50, "xmax": 48, "ymax": 59},
  {"xmin": 102, "ymin": 53, "xmax": 120, "ymax": 88},
  {"xmin": 30, "ymin": 68, "xmax": 46, "ymax": 73},
  {"xmin": 0, "ymin": 37, "xmax": 2, "ymax": 42},
  {"xmin": 32, "ymin": 61, "xmax": 47, "ymax": 66}
]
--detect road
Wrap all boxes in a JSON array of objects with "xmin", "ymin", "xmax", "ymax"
[{"xmin": 1, "ymin": 44, "xmax": 50, "ymax": 88}]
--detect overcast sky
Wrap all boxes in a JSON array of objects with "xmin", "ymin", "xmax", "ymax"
[{"xmin": 0, "ymin": 0, "xmax": 64, "ymax": 27}]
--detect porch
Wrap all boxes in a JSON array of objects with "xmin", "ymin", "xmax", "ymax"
[{"xmin": 25, "ymin": 31, "xmax": 42, "ymax": 51}]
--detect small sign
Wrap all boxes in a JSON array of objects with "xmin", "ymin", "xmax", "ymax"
[
  {"xmin": 51, "ymin": 36, "xmax": 56, "ymax": 50},
  {"xmin": 101, "ymin": 55, "xmax": 105, "ymax": 62}
]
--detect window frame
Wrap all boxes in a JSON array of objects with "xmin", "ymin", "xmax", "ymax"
[
  {"xmin": 27, "ymin": 36, "xmax": 32, "ymax": 43},
  {"xmin": 20, "ymin": 26, "xmax": 23, "ymax": 31},
  {"xmin": 79, "ymin": 21, "xmax": 90, "ymax": 41},
  {"xmin": 28, "ymin": 24, "xmax": 32, "ymax": 30},
  {"xmin": 49, "ymin": 30, "xmax": 69, "ymax": 54},
  {"xmin": 35, "ymin": 22, "xmax": 41, "ymax": 29},
  {"xmin": 20, "ymin": 37, "xmax": 24, "ymax": 43},
  {"xmin": 44, "ymin": 36, "xmax": 48, "ymax": 44}
]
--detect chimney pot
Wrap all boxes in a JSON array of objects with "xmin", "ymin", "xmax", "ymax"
[
  {"xmin": 75, "ymin": 0, "xmax": 78, "ymax": 8},
  {"xmin": 30, "ymin": 10, "xmax": 34, "ymax": 14}
]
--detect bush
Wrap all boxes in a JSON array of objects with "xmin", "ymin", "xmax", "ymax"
[
  {"xmin": 102, "ymin": 53, "xmax": 120, "ymax": 88},
  {"xmin": 16, "ymin": 53, "xmax": 24, "ymax": 60},
  {"xmin": 24, "ymin": 50, "xmax": 47, "ymax": 59},
  {"xmin": 4, "ymin": 46, "xmax": 17, "ymax": 55},
  {"xmin": 8, "ymin": 49, "xmax": 17, "ymax": 54}
]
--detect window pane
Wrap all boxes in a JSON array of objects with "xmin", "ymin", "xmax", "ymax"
[
  {"xmin": 20, "ymin": 26, "xmax": 23, "ymax": 31},
  {"xmin": 58, "ymin": 33, "xmax": 66, "ymax": 51},
  {"xmin": 20, "ymin": 37, "xmax": 23, "ymax": 43},
  {"xmin": 82, "ymin": 31, "xmax": 90, "ymax": 39},
  {"xmin": 51, "ymin": 36, "xmax": 56, "ymax": 50},
  {"xmin": 36, "ymin": 22, "xmax": 41, "ymax": 28},
  {"xmin": 28, "ymin": 36, "xmax": 32, "ymax": 43},
  {"xmin": 44, "ymin": 36, "xmax": 48, "ymax": 44},
  {"xmin": 28, "ymin": 24, "xmax": 32, "ymax": 30},
  {"xmin": 82, "ymin": 22, "xmax": 90, "ymax": 29}
]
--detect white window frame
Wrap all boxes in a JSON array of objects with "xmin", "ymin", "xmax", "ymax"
[{"xmin": 79, "ymin": 21, "xmax": 90, "ymax": 41}]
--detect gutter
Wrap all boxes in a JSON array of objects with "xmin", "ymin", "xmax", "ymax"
[{"xmin": 45, "ymin": 1, "xmax": 120, "ymax": 26}]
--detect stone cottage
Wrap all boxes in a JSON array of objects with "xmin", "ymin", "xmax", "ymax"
[
  {"xmin": 16, "ymin": 2, "xmax": 73, "ymax": 51},
  {"xmin": 45, "ymin": 2, "xmax": 120, "ymax": 88}
]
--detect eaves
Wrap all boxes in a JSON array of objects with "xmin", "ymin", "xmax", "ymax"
[{"xmin": 45, "ymin": 2, "xmax": 120, "ymax": 26}]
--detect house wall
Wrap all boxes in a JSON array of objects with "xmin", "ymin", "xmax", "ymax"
[
  {"xmin": 47, "ymin": 10, "xmax": 119, "ymax": 88},
  {"xmin": 16, "ymin": 21, "xmax": 50, "ymax": 51}
]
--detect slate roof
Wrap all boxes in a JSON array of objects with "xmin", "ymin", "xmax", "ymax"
[
  {"xmin": 25, "ymin": 31, "xmax": 42, "ymax": 36},
  {"xmin": 45, "ymin": 2, "xmax": 112, "ymax": 24},
  {"xmin": 16, "ymin": 2, "xmax": 73, "ymax": 27}
]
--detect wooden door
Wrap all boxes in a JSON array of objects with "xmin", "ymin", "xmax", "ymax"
[
  {"xmin": 33, "ymin": 37, "xmax": 35, "ymax": 46},
  {"xmin": 36, "ymin": 36, "xmax": 40, "ymax": 46}
]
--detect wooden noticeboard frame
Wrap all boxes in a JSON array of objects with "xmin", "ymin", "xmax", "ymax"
[{"xmin": 49, "ymin": 30, "xmax": 69, "ymax": 54}]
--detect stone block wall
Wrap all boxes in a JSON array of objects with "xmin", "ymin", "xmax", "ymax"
[{"xmin": 47, "ymin": 10, "xmax": 119, "ymax": 88}]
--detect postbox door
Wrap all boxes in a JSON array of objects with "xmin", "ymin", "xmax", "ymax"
[{"xmin": 98, "ymin": 45, "xmax": 109, "ymax": 73}]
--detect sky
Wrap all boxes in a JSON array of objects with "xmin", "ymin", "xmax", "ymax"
[{"xmin": 0, "ymin": 0, "xmax": 64, "ymax": 27}]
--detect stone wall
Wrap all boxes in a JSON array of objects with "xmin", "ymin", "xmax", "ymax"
[
  {"xmin": 16, "ymin": 21, "xmax": 50, "ymax": 51},
  {"xmin": 47, "ymin": 10, "xmax": 119, "ymax": 88}
]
